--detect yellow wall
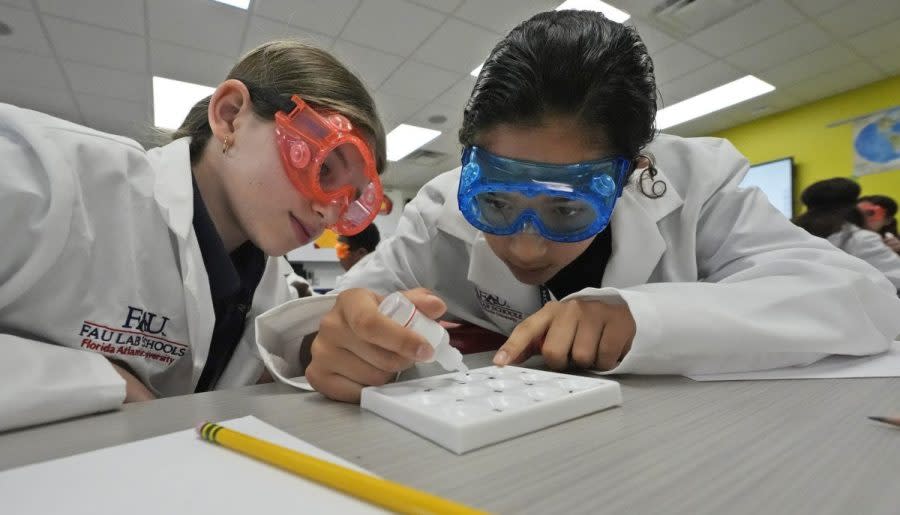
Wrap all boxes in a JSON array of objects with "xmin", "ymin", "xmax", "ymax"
[{"xmin": 714, "ymin": 75, "xmax": 900, "ymax": 215}]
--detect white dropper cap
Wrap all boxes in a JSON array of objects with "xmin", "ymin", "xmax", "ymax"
[{"xmin": 378, "ymin": 292, "xmax": 467, "ymax": 373}]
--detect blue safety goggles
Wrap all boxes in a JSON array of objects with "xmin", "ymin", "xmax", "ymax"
[{"xmin": 457, "ymin": 146, "xmax": 630, "ymax": 242}]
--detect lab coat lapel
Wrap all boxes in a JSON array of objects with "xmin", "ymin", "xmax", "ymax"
[
  {"xmin": 604, "ymin": 168, "xmax": 683, "ymax": 288},
  {"xmin": 148, "ymin": 138, "xmax": 215, "ymax": 389}
]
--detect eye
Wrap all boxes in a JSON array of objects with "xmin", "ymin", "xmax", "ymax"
[
  {"xmin": 553, "ymin": 205, "xmax": 585, "ymax": 217},
  {"xmin": 484, "ymin": 196, "xmax": 512, "ymax": 210}
]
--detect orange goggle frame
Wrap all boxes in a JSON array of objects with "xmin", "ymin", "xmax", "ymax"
[{"xmin": 274, "ymin": 95, "xmax": 382, "ymax": 236}]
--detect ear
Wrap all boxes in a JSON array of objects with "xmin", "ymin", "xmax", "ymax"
[{"xmin": 208, "ymin": 79, "xmax": 252, "ymax": 145}]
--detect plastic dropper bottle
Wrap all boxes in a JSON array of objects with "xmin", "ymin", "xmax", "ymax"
[{"xmin": 378, "ymin": 292, "xmax": 468, "ymax": 373}]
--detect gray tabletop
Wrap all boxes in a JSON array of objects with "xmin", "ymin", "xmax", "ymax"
[{"xmin": 1, "ymin": 352, "xmax": 898, "ymax": 515}]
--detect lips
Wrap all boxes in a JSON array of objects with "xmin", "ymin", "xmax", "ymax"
[
  {"xmin": 507, "ymin": 263, "xmax": 552, "ymax": 284},
  {"xmin": 290, "ymin": 214, "xmax": 312, "ymax": 246}
]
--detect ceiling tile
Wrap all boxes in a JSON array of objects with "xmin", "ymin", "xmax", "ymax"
[
  {"xmin": 62, "ymin": 61, "xmax": 149, "ymax": 104},
  {"xmin": 784, "ymin": 61, "xmax": 884, "ymax": 103},
  {"xmin": 378, "ymin": 59, "xmax": 459, "ymax": 101},
  {"xmin": 76, "ymin": 92, "xmax": 149, "ymax": 139},
  {"xmin": 413, "ymin": 18, "xmax": 500, "ymax": 74},
  {"xmin": 666, "ymin": 111, "xmax": 742, "ymax": 138},
  {"xmin": 687, "ymin": 0, "xmax": 804, "ymax": 58},
  {"xmin": 869, "ymin": 45, "xmax": 900, "ymax": 75},
  {"xmin": 787, "ymin": 0, "xmax": 847, "ymax": 17},
  {"xmin": 0, "ymin": 82, "xmax": 82, "ymax": 122},
  {"xmin": 847, "ymin": 19, "xmax": 900, "ymax": 57},
  {"xmin": 372, "ymin": 91, "xmax": 428, "ymax": 129},
  {"xmin": 726, "ymin": 22, "xmax": 830, "ymax": 72},
  {"xmin": 725, "ymin": 90, "xmax": 804, "ymax": 121},
  {"xmin": 37, "ymin": 0, "xmax": 144, "ymax": 35},
  {"xmin": 148, "ymin": 0, "xmax": 246, "ymax": 57},
  {"xmin": 0, "ymin": 4, "xmax": 53, "ymax": 56},
  {"xmin": 658, "ymin": 60, "xmax": 744, "ymax": 107},
  {"xmin": 242, "ymin": 15, "xmax": 335, "ymax": 53},
  {"xmin": 252, "ymin": 0, "xmax": 360, "ymax": 37},
  {"xmin": 454, "ymin": 0, "xmax": 556, "ymax": 35},
  {"xmin": 628, "ymin": 20, "xmax": 676, "ymax": 54},
  {"xmin": 150, "ymin": 40, "xmax": 234, "ymax": 86},
  {"xmin": 0, "ymin": 47, "xmax": 66, "ymax": 88},
  {"xmin": 331, "ymin": 39, "xmax": 404, "ymax": 90},
  {"xmin": 44, "ymin": 16, "xmax": 147, "ymax": 73},
  {"xmin": 434, "ymin": 76, "xmax": 475, "ymax": 108},
  {"xmin": 652, "ymin": 43, "xmax": 716, "ymax": 83},
  {"xmin": 406, "ymin": 0, "xmax": 464, "ymax": 13},
  {"xmin": 341, "ymin": 0, "xmax": 447, "ymax": 56},
  {"xmin": 760, "ymin": 43, "xmax": 858, "ymax": 88},
  {"xmin": 816, "ymin": 0, "xmax": 900, "ymax": 38},
  {"xmin": 406, "ymin": 101, "xmax": 463, "ymax": 134}
]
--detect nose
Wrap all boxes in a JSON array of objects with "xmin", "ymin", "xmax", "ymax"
[
  {"xmin": 508, "ymin": 224, "xmax": 548, "ymax": 262},
  {"xmin": 311, "ymin": 197, "xmax": 345, "ymax": 228}
]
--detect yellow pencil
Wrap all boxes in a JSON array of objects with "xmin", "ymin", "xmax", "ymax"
[{"xmin": 197, "ymin": 422, "xmax": 490, "ymax": 515}]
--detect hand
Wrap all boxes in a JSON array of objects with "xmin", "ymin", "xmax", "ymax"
[
  {"xmin": 305, "ymin": 288, "xmax": 447, "ymax": 403},
  {"xmin": 109, "ymin": 361, "xmax": 156, "ymax": 403},
  {"xmin": 493, "ymin": 299, "xmax": 636, "ymax": 371},
  {"xmin": 883, "ymin": 233, "xmax": 900, "ymax": 254}
]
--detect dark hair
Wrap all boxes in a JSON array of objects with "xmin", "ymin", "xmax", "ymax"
[
  {"xmin": 858, "ymin": 194, "xmax": 899, "ymax": 235},
  {"xmin": 793, "ymin": 178, "xmax": 863, "ymax": 238},
  {"xmin": 338, "ymin": 223, "xmax": 380, "ymax": 253},
  {"xmin": 460, "ymin": 10, "xmax": 657, "ymax": 171}
]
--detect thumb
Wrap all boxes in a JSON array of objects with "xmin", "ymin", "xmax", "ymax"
[{"xmin": 402, "ymin": 288, "xmax": 447, "ymax": 320}]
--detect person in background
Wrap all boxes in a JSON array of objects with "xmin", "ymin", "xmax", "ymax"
[
  {"xmin": 0, "ymin": 40, "xmax": 385, "ymax": 431},
  {"xmin": 335, "ymin": 223, "xmax": 381, "ymax": 271},
  {"xmin": 794, "ymin": 178, "xmax": 900, "ymax": 291},
  {"xmin": 858, "ymin": 195, "xmax": 900, "ymax": 254},
  {"xmin": 264, "ymin": 10, "xmax": 900, "ymax": 403}
]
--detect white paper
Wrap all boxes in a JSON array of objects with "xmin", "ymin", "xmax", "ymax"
[
  {"xmin": 688, "ymin": 342, "xmax": 900, "ymax": 381},
  {"xmin": 0, "ymin": 416, "xmax": 388, "ymax": 514}
]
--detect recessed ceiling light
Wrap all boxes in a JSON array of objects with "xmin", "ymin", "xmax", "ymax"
[
  {"xmin": 211, "ymin": 0, "xmax": 251, "ymax": 9},
  {"xmin": 387, "ymin": 124, "xmax": 441, "ymax": 161},
  {"xmin": 152, "ymin": 76, "xmax": 215, "ymax": 130},
  {"xmin": 469, "ymin": 2, "xmax": 629, "ymax": 78},
  {"xmin": 656, "ymin": 75, "xmax": 775, "ymax": 130},
  {"xmin": 555, "ymin": 0, "xmax": 630, "ymax": 23}
]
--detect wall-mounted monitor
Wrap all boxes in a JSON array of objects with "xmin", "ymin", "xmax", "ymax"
[{"xmin": 740, "ymin": 157, "xmax": 794, "ymax": 218}]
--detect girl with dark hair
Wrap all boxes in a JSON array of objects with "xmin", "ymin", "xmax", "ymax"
[
  {"xmin": 793, "ymin": 178, "xmax": 900, "ymax": 290},
  {"xmin": 267, "ymin": 10, "xmax": 900, "ymax": 402},
  {"xmin": 858, "ymin": 195, "xmax": 900, "ymax": 254}
]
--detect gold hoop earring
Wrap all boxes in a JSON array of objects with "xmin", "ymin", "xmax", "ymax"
[{"xmin": 222, "ymin": 135, "xmax": 231, "ymax": 154}]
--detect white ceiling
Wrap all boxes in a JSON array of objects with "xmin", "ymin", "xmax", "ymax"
[{"xmin": 1, "ymin": 0, "xmax": 898, "ymax": 190}]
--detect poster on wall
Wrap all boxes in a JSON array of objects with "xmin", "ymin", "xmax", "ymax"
[{"xmin": 851, "ymin": 106, "xmax": 900, "ymax": 177}]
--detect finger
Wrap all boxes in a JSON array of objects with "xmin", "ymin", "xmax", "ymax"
[
  {"xmin": 311, "ymin": 342, "xmax": 396, "ymax": 387},
  {"xmin": 494, "ymin": 303, "xmax": 557, "ymax": 366},
  {"xmin": 402, "ymin": 287, "xmax": 447, "ymax": 320},
  {"xmin": 541, "ymin": 302, "xmax": 579, "ymax": 370},
  {"xmin": 342, "ymin": 335, "xmax": 415, "ymax": 374},
  {"xmin": 305, "ymin": 365, "xmax": 365, "ymax": 403},
  {"xmin": 337, "ymin": 289, "xmax": 433, "ymax": 361},
  {"xmin": 570, "ymin": 318, "xmax": 601, "ymax": 369},
  {"xmin": 595, "ymin": 316, "xmax": 633, "ymax": 370}
]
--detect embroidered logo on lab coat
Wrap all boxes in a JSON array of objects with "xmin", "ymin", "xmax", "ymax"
[
  {"xmin": 76, "ymin": 306, "xmax": 187, "ymax": 367},
  {"xmin": 474, "ymin": 288, "xmax": 524, "ymax": 322}
]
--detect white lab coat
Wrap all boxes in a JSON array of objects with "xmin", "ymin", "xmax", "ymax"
[
  {"xmin": 256, "ymin": 134, "xmax": 900, "ymax": 385},
  {"xmin": 827, "ymin": 224, "xmax": 900, "ymax": 291},
  {"xmin": 0, "ymin": 104, "xmax": 297, "ymax": 432}
]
